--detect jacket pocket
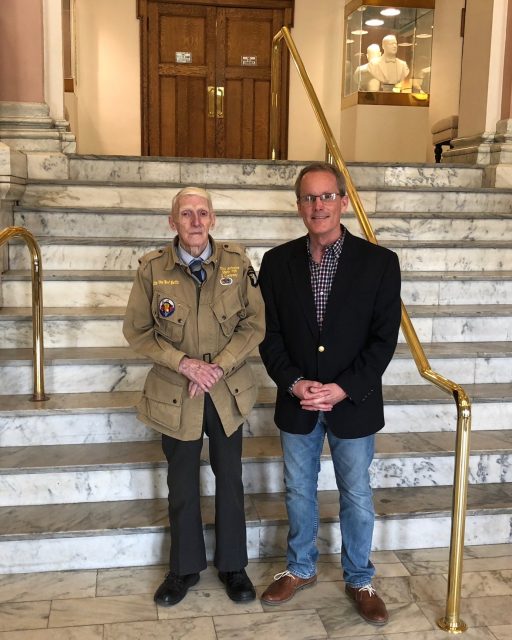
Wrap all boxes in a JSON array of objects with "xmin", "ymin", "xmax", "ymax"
[
  {"xmin": 225, "ymin": 362, "xmax": 257, "ymax": 416},
  {"xmin": 142, "ymin": 369, "xmax": 183, "ymax": 431},
  {"xmin": 152, "ymin": 293, "xmax": 190, "ymax": 344},
  {"xmin": 211, "ymin": 285, "xmax": 244, "ymax": 338}
]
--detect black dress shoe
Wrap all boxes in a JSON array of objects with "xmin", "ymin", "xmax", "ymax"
[
  {"xmin": 218, "ymin": 569, "xmax": 256, "ymax": 602},
  {"xmin": 154, "ymin": 572, "xmax": 200, "ymax": 606}
]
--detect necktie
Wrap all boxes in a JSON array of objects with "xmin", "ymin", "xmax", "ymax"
[{"xmin": 189, "ymin": 258, "xmax": 206, "ymax": 283}]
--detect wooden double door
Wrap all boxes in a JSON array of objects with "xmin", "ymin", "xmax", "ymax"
[{"xmin": 138, "ymin": 0, "xmax": 293, "ymax": 158}]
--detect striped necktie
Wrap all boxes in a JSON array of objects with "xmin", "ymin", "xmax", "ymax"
[{"xmin": 189, "ymin": 258, "xmax": 206, "ymax": 283}]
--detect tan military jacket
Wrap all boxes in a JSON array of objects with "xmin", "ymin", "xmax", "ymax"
[{"xmin": 123, "ymin": 237, "xmax": 265, "ymax": 441}]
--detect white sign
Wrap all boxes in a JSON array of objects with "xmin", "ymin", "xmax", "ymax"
[{"xmin": 176, "ymin": 52, "xmax": 192, "ymax": 64}]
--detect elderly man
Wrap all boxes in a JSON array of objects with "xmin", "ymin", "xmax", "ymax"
[
  {"xmin": 258, "ymin": 163, "xmax": 401, "ymax": 626},
  {"xmin": 123, "ymin": 186, "xmax": 264, "ymax": 606}
]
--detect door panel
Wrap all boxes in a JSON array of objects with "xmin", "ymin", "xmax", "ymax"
[{"xmin": 140, "ymin": 0, "xmax": 293, "ymax": 158}]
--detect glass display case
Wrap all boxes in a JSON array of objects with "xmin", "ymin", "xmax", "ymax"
[{"xmin": 343, "ymin": 1, "xmax": 434, "ymax": 107}]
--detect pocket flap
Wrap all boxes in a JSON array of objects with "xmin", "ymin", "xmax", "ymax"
[
  {"xmin": 211, "ymin": 286, "xmax": 243, "ymax": 324},
  {"xmin": 144, "ymin": 369, "xmax": 183, "ymax": 407},
  {"xmin": 225, "ymin": 362, "xmax": 254, "ymax": 396}
]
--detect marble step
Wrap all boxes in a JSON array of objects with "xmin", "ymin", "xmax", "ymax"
[
  {"xmin": 19, "ymin": 181, "xmax": 512, "ymax": 215},
  {"xmin": 0, "ymin": 342, "xmax": 509, "ymax": 395},
  {"xmin": 0, "ymin": 381, "xmax": 511, "ymax": 447},
  {"xmin": 13, "ymin": 206, "xmax": 512, "ymax": 242},
  {"xmin": 60, "ymin": 155, "xmax": 484, "ymax": 189},
  {"xmin": 7, "ymin": 236, "xmax": 512, "ymax": 271},
  {"xmin": 4, "ymin": 269, "xmax": 512, "ymax": 307},
  {"xmin": 0, "ymin": 483, "xmax": 509, "ymax": 573},
  {"xmin": 1, "ymin": 431, "xmax": 511, "ymax": 507},
  {"xmin": 1, "ymin": 304, "xmax": 511, "ymax": 349}
]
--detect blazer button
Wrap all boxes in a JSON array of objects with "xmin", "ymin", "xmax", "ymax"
[{"xmin": 318, "ymin": 345, "xmax": 325, "ymax": 353}]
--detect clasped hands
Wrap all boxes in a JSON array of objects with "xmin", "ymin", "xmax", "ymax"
[
  {"xmin": 292, "ymin": 379, "xmax": 347, "ymax": 411},
  {"xmin": 179, "ymin": 357, "xmax": 224, "ymax": 398}
]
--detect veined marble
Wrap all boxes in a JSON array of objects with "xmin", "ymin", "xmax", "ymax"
[
  {"xmin": 395, "ymin": 246, "xmax": 512, "ymax": 272},
  {"xmin": 376, "ymin": 190, "xmax": 512, "ymax": 214},
  {"xmin": 1, "ymin": 280, "xmax": 133, "ymax": 308},
  {"xmin": 25, "ymin": 152, "xmax": 69, "ymax": 181},
  {"xmin": 15, "ymin": 208, "xmax": 512, "ymax": 242}
]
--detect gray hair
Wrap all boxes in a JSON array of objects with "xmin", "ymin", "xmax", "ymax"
[
  {"xmin": 294, "ymin": 162, "xmax": 346, "ymax": 200},
  {"xmin": 171, "ymin": 186, "xmax": 213, "ymax": 217}
]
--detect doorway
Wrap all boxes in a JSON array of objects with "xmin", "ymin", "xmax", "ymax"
[{"xmin": 138, "ymin": 0, "xmax": 293, "ymax": 158}]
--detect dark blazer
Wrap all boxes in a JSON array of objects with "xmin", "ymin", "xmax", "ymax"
[{"xmin": 258, "ymin": 228, "xmax": 401, "ymax": 439}]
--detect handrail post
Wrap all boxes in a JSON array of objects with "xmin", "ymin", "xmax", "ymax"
[
  {"xmin": 0, "ymin": 226, "xmax": 48, "ymax": 401},
  {"xmin": 270, "ymin": 25, "xmax": 472, "ymax": 633}
]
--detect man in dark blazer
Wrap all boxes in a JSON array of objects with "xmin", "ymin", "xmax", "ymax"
[{"xmin": 258, "ymin": 162, "xmax": 401, "ymax": 626}]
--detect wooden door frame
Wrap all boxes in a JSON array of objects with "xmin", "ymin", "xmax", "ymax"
[{"xmin": 137, "ymin": 0, "xmax": 294, "ymax": 158}]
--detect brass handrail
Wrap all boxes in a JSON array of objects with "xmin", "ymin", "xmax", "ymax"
[
  {"xmin": 271, "ymin": 26, "xmax": 471, "ymax": 634},
  {"xmin": 0, "ymin": 226, "xmax": 48, "ymax": 401}
]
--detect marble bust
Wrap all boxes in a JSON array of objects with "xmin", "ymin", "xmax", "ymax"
[
  {"xmin": 368, "ymin": 35, "xmax": 409, "ymax": 88},
  {"xmin": 353, "ymin": 43, "xmax": 382, "ymax": 91}
]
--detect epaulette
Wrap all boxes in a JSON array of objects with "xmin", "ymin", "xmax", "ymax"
[
  {"xmin": 220, "ymin": 242, "xmax": 245, "ymax": 256},
  {"xmin": 138, "ymin": 247, "xmax": 166, "ymax": 267}
]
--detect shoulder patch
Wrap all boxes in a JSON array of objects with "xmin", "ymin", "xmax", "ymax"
[{"xmin": 247, "ymin": 265, "xmax": 258, "ymax": 287}]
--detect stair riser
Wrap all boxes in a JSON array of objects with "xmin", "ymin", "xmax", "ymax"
[
  {"xmin": 4, "ymin": 278, "xmax": 512, "ymax": 308},
  {"xmin": 66, "ymin": 157, "xmax": 483, "ymax": 189},
  {"xmin": 1, "ymin": 315, "xmax": 510, "ymax": 349},
  {"xmin": 0, "ymin": 401, "xmax": 509, "ymax": 447},
  {"xmin": 1, "ymin": 453, "xmax": 510, "ymax": 507},
  {"xmin": 9, "ymin": 243, "xmax": 512, "ymax": 271},
  {"xmin": 22, "ymin": 184, "xmax": 511, "ymax": 214},
  {"xmin": 1, "ymin": 357, "xmax": 509, "ymax": 396},
  {"xmin": 15, "ymin": 210, "xmax": 512, "ymax": 242},
  {"xmin": 0, "ymin": 513, "xmax": 507, "ymax": 574}
]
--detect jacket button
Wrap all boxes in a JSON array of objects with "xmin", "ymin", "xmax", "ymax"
[
  {"xmin": 172, "ymin": 399, "xmax": 177, "ymax": 404},
  {"xmin": 222, "ymin": 315, "xmax": 226, "ymax": 320},
  {"xmin": 318, "ymin": 345, "xmax": 325, "ymax": 353},
  {"xmin": 178, "ymin": 319, "xmax": 183, "ymax": 323},
  {"xmin": 235, "ymin": 388, "xmax": 239, "ymax": 393}
]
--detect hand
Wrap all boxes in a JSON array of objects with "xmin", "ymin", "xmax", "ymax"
[
  {"xmin": 188, "ymin": 381, "xmax": 204, "ymax": 398},
  {"xmin": 179, "ymin": 357, "xmax": 224, "ymax": 393},
  {"xmin": 294, "ymin": 381, "xmax": 347, "ymax": 412}
]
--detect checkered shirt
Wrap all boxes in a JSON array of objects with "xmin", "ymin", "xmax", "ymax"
[{"xmin": 307, "ymin": 226, "xmax": 346, "ymax": 329}]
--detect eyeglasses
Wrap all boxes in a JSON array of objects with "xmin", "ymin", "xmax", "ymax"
[{"xmin": 298, "ymin": 192, "xmax": 341, "ymax": 205}]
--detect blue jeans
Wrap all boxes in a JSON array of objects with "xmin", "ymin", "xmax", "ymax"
[{"xmin": 280, "ymin": 413, "xmax": 376, "ymax": 587}]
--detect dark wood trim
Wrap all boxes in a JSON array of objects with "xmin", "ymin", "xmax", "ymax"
[
  {"xmin": 145, "ymin": 0, "xmax": 293, "ymax": 8},
  {"xmin": 64, "ymin": 78, "xmax": 75, "ymax": 93},
  {"xmin": 341, "ymin": 91, "xmax": 430, "ymax": 108}
]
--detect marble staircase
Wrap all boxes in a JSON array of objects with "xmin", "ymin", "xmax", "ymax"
[{"xmin": 0, "ymin": 154, "xmax": 511, "ymax": 573}]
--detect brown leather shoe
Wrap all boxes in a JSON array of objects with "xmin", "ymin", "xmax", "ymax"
[
  {"xmin": 345, "ymin": 584, "xmax": 389, "ymax": 625},
  {"xmin": 261, "ymin": 570, "xmax": 317, "ymax": 605}
]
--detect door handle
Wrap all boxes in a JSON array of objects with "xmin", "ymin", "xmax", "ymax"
[
  {"xmin": 208, "ymin": 86, "xmax": 215, "ymax": 118},
  {"xmin": 216, "ymin": 86, "xmax": 224, "ymax": 118}
]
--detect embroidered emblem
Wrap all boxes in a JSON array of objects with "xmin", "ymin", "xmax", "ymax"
[
  {"xmin": 159, "ymin": 298, "xmax": 175, "ymax": 317},
  {"xmin": 220, "ymin": 277, "xmax": 233, "ymax": 286},
  {"xmin": 247, "ymin": 266, "xmax": 258, "ymax": 287}
]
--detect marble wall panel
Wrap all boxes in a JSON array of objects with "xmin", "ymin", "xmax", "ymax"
[
  {"xmin": 1, "ymin": 281, "xmax": 133, "ymax": 308},
  {"xmin": 69, "ymin": 158, "xmax": 181, "ymax": 183}
]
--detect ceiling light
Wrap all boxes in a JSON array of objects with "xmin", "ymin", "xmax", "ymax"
[
  {"xmin": 380, "ymin": 8, "xmax": 401, "ymax": 16},
  {"xmin": 351, "ymin": 29, "xmax": 368, "ymax": 35},
  {"xmin": 365, "ymin": 19, "xmax": 384, "ymax": 26}
]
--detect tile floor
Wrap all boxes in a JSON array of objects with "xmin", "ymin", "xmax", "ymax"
[{"xmin": 1, "ymin": 544, "xmax": 512, "ymax": 639}]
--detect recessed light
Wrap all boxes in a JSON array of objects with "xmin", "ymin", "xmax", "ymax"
[
  {"xmin": 380, "ymin": 8, "xmax": 401, "ymax": 17},
  {"xmin": 365, "ymin": 19, "xmax": 384, "ymax": 26}
]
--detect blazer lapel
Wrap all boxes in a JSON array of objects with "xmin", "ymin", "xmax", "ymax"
[{"xmin": 289, "ymin": 237, "xmax": 319, "ymax": 339}]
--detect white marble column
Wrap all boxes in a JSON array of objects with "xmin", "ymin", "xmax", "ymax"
[
  {"xmin": 443, "ymin": 0, "xmax": 511, "ymax": 171},
  {"xmin": 0, "ymin": 0, "xmax": 75, "ymax": 153}
]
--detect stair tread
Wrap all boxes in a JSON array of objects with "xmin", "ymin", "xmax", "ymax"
[
  {"xmin": 0, "ymin": 431, "xmax": 511, "ymax": 474},
  {"xmin": 2, "ymin": 304, "xmax": 512, "ymax": 319},
  {"xmin": 0, "ymin": 383, "xmax": 510, "ymax": 415},
  {"xmin": 0, "ymin": 342, "xmax": 510, "ymax": 365},
  {"xmin": 4, "ymin": 269, "xmax": 512, "ymax": 282},
  {"xmin": 0, "ymin": 483, "xmax": 510, "ymax": 540},
  {"xmin": 8, "ymin": 235, "xmax": 512, "ymax": 248}
]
